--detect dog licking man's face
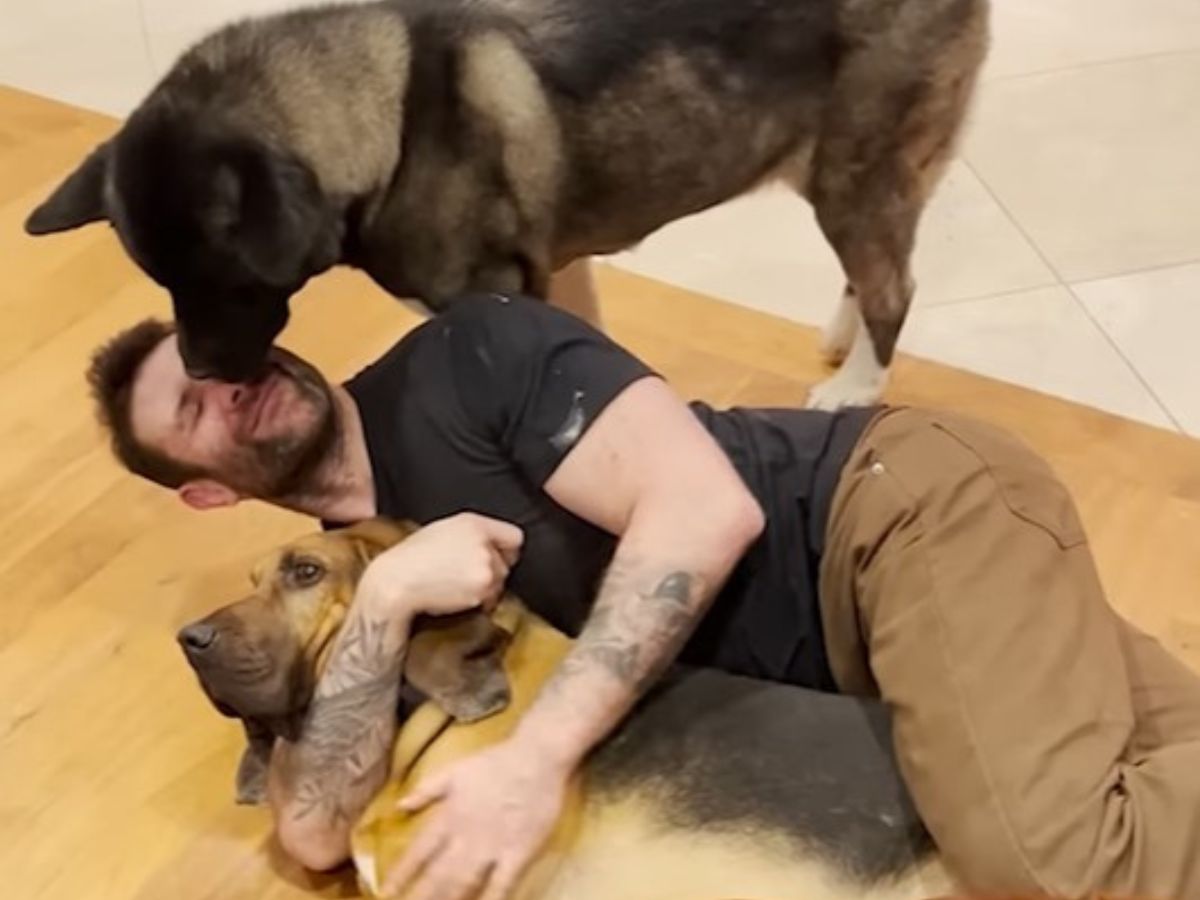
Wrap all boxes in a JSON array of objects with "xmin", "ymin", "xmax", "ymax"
[
  {"xmin": 25, "ymin": 111, "xmax": 341, "ymax": 382},
  {"xmin": 130, "ymin": 334, "xmax": 339, "ymax": 503}
]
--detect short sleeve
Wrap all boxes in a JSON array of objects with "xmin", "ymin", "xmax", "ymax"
[{"xmin": 440, "ymin": 292, "xmax": 658, "ymax": 486}]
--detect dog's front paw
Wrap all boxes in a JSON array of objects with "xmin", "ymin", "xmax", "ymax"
[{"xmin": 806, "ymin": 369, "xmax": 886, "ymax": 411}]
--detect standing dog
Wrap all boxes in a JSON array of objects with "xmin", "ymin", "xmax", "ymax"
[{"xmin": 27, "ymin": 0, "xmax": 989, "ymax": 407}]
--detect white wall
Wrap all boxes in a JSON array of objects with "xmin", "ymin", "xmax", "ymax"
[{"xmin": 0, "ymin": 0, "xmax": 305, "ymax": 115}]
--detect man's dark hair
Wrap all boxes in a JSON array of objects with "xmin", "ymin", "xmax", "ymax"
[{"xmin": 87, "ymin": 319, "xmax": 205, "ymax": 489}]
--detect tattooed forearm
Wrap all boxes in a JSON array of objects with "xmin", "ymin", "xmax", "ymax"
[
  {"xmin": 548, "ymin": 559, "xmax": 705, "ymax": 697},
  {"xmin": 273, "ymin": 608, "xmax": 406, "ymax": 833},
  {"xmin": 511, "ymin": 550, "xmax": 717, "ymax": 768},
  {"xmin": 314, "ymin": 614, "xmax": 394, "ymax": 698}
]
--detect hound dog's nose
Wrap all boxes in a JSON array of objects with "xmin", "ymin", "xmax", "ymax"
[{"xmin": 178, "ymin": 622, "xmax": 218, "ymax": 653}]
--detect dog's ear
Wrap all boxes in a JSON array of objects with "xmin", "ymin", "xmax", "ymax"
[
  {"xmin": 405, "ymin": 612, "xmax": 513, "ymax": 723},
  {"xmin": 207, "ymin": 146, "xmax": 342, "ymax": 286},
  {"xmin": 344, "ymin": 518, "xmax": 420, "ymax": 566},
  {"xmin": 25, "ymin": 141, "xmax": 112, "ymax": 235},
  {"xmin": 234, "ymin": 718, "xmax": 277, "ymax": 806},
  {"xmin": 232, "ymin": 706, "xmax": 307, "ymax": 806}
]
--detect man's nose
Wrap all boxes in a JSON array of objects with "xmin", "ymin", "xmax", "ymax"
[
  {"xmin": 178, "ymin": 622, "xmax": 219, "ymax": 653},
  {"xmin": 205, "ymin": 381, "xmax": 249, "ymax": 412}
]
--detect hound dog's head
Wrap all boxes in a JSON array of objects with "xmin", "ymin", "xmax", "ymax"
[{"xmin": 176, "ymin": 519, "xmax": 513, "ymax": 804}]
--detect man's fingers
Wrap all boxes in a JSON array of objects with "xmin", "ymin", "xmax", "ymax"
[
  {"xmin": 473, "ymin": 516, "xmax": 524, "ymax": 557},
  {"xmin": 408, "ymin": 851, "xmax": 493, "ymax": 900},
  {"xmin": 382, "ymin": 824, "xmax": 447, "ymax": 897},
  {"xmin": 488, "ymin": 546, "xmax": 509, "ymax": 579},
  {"xmin": 483, "ymin": 547, "xmax": 510, "ymax": 608},
  {"xmin": 495, "ymin": 539, "xmax": 520, "ymax": 568},
  {"xmin": 397, "ymin": 772, "xmax": 450, "ymax": 813},
  {"xmin": 478, "ymin": 859, "xmax": 521, "ymax": 900}
]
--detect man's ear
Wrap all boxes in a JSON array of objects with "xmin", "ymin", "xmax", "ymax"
[
  {"xmin": 25, "ymin": 141, "xmax": 113, "ymax": 235},
  {"xmin": 235, "ymin": 718, "xmax": 276, "ymax": 806},
  {"xmin": 404, "ymin": 612, "xmax": 513, "ymax": 723},
  {"xmin": 179, "ymin": 480, "xmax": 241, "ymax": 511}
]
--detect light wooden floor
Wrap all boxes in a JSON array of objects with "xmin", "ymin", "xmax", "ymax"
[{"xmin": 2, "ymin": 86, "xmax": 1199, "ymax": 900}]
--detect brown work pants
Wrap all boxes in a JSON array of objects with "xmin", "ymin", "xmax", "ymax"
[{"xmin": 820, "ymin": 408, "xmax": 1200, "ymax": 899}]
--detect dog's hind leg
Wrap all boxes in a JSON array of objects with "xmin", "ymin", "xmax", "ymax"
[
  {"xmin": 548, "ymin": 257, "xmax": 604, "ymax": 329},
  {"xmin": 803, "ymin": 3, "xmax": 988, "ymax": 410},
  {"xmin": 805, "ymin": 93, "xmax": 926, "ymax": 412},
  {"xmin": 819, "ymin": 285, "xmax": 861, "ymax": 367},
  {"xmin": 805, "ymin": 233, "xmax": 915, "ymax": 411},
  {"xmin": 805, "ymin": 135, "xmax": 941, "ymax": 410},
  {"xmin": 805, "ymin": 133, "xmax": 956, "ymax": 410}
]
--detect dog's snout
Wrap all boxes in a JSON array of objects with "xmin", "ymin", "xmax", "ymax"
[
  {"xmin": 178, "ymin": 622, "xmax": 219, "ymax": 653},
  {"xmin": 183, "ymin": 361, "xmax": 221, "ymax": 381}
]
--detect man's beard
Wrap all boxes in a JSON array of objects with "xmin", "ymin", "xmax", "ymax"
[{"xmin": 221, "ymin": 352, "xmax": 341, "ymax": 501}]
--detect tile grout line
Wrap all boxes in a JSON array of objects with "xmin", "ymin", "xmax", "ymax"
[
  {"xmin": 960, "ymin": 158, "xmax": 1185, "ymax": 433},
  {"xmin": 983, "ymin": 45, "xmax": 1200, "ymax": 86},
  {"xmin": 924, "ymin": 255, "xmax": 1200, "ymax": 312},
  {"xmin": 919, "ymin": 280, "xmax": 1060, "ymax": 312},
  {"xmin": 135, "ymin": 0, "xmax": 158, "ymax": 76},
  {"xmin": 1066, "ymin": 284, "xmax": 1187, "ymax": 433},
  {"xmin": 1070, "ymin": 257, "xmax": 1200, "ymax": 291}
]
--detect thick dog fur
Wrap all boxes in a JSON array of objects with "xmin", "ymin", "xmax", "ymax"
[
  {"xmin": 27, "ymin": 0, "xmax": 988, "ymax": 405},
  {"xmin": 179, "ymin": 520, "xmax": 954, "ymax": 899}
]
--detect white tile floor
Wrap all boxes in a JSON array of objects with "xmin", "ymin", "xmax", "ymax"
[{"xmin": 3, "ymin": 0, "xmax": 1199, "ymax": 433}]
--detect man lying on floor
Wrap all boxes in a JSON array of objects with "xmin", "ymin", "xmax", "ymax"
[{"xmin": 88, "ymin": 293, "xmax": 1200, "ymax": 900}]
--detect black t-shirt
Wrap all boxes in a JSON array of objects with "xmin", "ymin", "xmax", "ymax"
[{"xmin": 342, "ymin": 293, "xmax": 878, "ymax": 691}]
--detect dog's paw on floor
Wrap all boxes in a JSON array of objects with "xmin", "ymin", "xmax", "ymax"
[
  {"xmin": 807, "ymin": 337, "xmax": 888, "ymax": 410},
  {"xmin": 806, "ymin": 375, "xmax": 886, "ymax": 411}
]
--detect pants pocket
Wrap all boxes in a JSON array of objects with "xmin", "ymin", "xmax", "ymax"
[{"xmin": 930, "ymin": 418, "xmax": 1088, "ymax": 551}]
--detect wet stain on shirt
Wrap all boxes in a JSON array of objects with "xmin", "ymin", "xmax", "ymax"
[
  {"xmin": 475, "ymin": 342, "xmax": 494, "ymax": 369},
  {"xmin": 550, "ymin": 390, "xmax": 587, "ymax": 452}
]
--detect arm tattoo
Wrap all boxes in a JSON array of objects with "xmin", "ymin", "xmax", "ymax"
[
  {"xmin": 314, "ymin": 615, "xmax": 393, "ymax": 698},
  {"xmin": 275, "ymin": 610, "xmax": 405, "ymax": 832},
  {"xmin": 548, "ymin": 558, "xmax": 704, "ymax": 698}
]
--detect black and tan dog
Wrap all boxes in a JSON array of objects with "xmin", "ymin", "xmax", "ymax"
[
  {"xmin": 178, "ymin": 519, "xmax": 958, "ymax": 899},
  {"xmin": 27, "ymin": 0, "xmax": 989, "ymax": 409}
]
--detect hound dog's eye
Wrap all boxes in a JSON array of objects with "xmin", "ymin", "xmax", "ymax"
[{"xmin": 289, "ymin": 559, "xmax": 325, "ymax": 588}]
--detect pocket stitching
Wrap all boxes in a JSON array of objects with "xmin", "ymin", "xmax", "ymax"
[{"xmin": 929, "ymin": 422, "xmax": 1088, "ymax": 551}]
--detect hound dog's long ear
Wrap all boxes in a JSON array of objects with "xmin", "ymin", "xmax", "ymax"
[
  {"xmin": 342, "ymin": 518, "xmax": 420, "ymax": 568},
  {"xmin": 234, "ymin": 717, "xmax": 277, "ymax": 806},
  {"xmin": 404, "ymin": 611, "xmax": 513, "ymax": 723},
  {"xmin": 340, "ymin": 518, "xmax": 514, "ymax": 721},
  {"xmin": 26, "ymin": 141, "xmax": 112, "ymax": 234},
  {"xmin": 233, "ymin": 709, "xmax": 308, "ymax": 806}
]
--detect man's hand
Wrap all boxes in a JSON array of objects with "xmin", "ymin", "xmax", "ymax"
[
  {"xmin": 360, "ymin": 513, "xmax": 524, "ymax": 620},
  {"xmin": 381, "ymin": 738, "xmax": 570, "ymax": 900}
]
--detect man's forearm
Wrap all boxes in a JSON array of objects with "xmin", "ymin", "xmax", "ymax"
[
  {"xmin": 513, "ymin": 507, "xmax": 756, "ymax": 767},
  {"xmin": 270, "ymin": 596, "xmax": 409, "ymax": 867}
]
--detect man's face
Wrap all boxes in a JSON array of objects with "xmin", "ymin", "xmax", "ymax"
[{"xmin": 130, "ymin": 335, "xmax": 337, "ymax": 498}]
